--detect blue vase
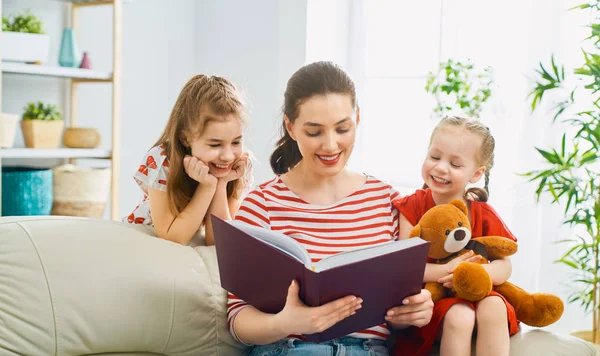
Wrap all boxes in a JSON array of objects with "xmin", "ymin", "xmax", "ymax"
[{"xmin": 58, "ymin": 28, "xmax": 81, "ymax": 67}]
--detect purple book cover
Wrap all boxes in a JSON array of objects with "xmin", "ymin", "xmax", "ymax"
[{"xmin": 211, "ymin": 215, "xmax": 429, "ymax": 343}]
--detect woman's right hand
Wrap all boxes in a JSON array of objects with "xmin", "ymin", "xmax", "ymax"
[
  {"xmin": 184, "ymin": 155, "xmax": 218, "ymax": 187},
  {"xmin": 273, "ymin": 280, "xmax": 362, "ymax": 336}
]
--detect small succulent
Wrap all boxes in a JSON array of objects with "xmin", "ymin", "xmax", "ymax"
[
  {"xmin": 22, "ymin": 102, "xmax": 62, "ymax": 121},
  {"xmin": 3, "ymin": 10, "xmax": 45, "ymax": 34}
]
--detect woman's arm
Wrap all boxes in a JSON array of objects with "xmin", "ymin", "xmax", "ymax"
[{"xmin": 149, "ymin": 184, "xmax": 217, "ymax": 245}]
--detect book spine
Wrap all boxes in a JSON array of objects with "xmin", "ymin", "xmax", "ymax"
[{"xmin": 303, "ymin": 269, "xmax": 321, "ymax": 307}]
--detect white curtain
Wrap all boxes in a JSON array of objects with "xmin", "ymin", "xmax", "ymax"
[{"xmin": 306, "ymin": 0, "xmax": 592, "ymax": 333}]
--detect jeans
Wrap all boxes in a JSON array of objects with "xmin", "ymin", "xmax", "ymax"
[{"xmin": 246, "ymin": 336, "xmax": 389, "ymax": 356}]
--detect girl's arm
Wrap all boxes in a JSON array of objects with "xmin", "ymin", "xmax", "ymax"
[
  {"xmin": 204, "ymin": 154, "xmax": 248, "ymax": 246},
  {"xmin": 482, "ymin": 257, "xmax": 512, "ymax": 285},
  {"xmin": 149, "ymin": 156, "xmax": 218, "ymax": 245},
  {"xmin": 204, "ymin": 181, "xmax": 236, "ymax": 246},
  {"xmin": 149, "ymin": 183, "xmax": 217, "ymax": 245}
]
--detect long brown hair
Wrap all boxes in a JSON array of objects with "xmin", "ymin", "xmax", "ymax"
[
  {"xmin": 270, "ymin": 61, "xmax": 357, "ymax": 174},
  {"xmin": 154, "ymin": 74, "xmax": 249, "ymax": 216},
  {"xmin": 423, "ymin": 115, "xmax": 496, "ymax": 202}
]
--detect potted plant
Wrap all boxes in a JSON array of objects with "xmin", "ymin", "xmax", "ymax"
[
  {"xmin": 1, "ymin": 10, "xmax": 50, "ymax": 64},
  {"xmin": 0, "ymin": 113, "xmax": 19, "ymax": 148},
  {"xmin": 523, "ymin": 0, "xmax": 600, "ymax": 344},
  {"xmin": 21, "ymin": 102, "xmax": 64, "ymax": 149},
  {"xmin": 425, "ymin": 58, "xmax": 494, "ymax": 119}
]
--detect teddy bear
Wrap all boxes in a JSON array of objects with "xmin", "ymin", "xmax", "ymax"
[{"xmin": 409, "ymin": 200, "xmax": 564, "ymax": 328}]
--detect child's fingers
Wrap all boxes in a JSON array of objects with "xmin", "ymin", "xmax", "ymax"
[{"xmin": 438, "ymin": 274, "xmax": 453, "ymax": 284}]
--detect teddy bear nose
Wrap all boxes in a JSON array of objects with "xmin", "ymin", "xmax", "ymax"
[{"xmin": 454, "ymin": 229, "xmax": 466, "ymax": 241}]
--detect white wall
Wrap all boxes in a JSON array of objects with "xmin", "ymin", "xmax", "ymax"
[
  {"xmin": 2, "ymin": 0, "xmax": 308, "ymax": 217},
  {"xmin": 193, "ymin": 0, "xmax": 307, "ymax": 186}
]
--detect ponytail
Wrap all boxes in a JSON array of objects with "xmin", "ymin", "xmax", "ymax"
[
  {"xmin": 270, "ymin": 128, "xmax": 302, "ymax": 175},
  {"xmin": 465, "ymin": 171, "xmax": 490, "ymax": 202}
]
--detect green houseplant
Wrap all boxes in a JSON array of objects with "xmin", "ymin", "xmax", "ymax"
[
  {"xmin": 2, "ymin": 10, "xmax": 45, "ymax": 34},
  {"xmin": 21, "ymin": 102, "xmax": 64, "ymax": 149},
  {"xmin": 1, "ymin": 10, "xmax": 49, "ymax": 63},
  {"xmin": 425, "ymin": 58, "xmax": 494, "ymax": 119},
  {"xmin": 524, "ymin": 0, "xmax": 600, "ymax": 344}
]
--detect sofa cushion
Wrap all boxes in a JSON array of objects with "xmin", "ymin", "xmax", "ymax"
[{"xmin": 0, "ymin": 216, "xmax": 245, "ymax": 356}]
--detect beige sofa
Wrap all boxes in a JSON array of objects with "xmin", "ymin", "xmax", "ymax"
[{"xmin": 0, "ymin": 216, "xmax": 595, "ymax": 356}]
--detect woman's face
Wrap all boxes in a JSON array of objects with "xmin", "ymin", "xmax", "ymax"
[{"xmin": 286, "ymin": 93, "xmax": 359, "ymax": 177}]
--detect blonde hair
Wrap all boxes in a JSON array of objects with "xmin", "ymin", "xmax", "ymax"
[
  {"xmin": 425, "ymin": 115, "xmax": 495, "ymax": 202},
  {"xmin": 154, "ymin": 74, "xmax": 250, "ymax": 216}
]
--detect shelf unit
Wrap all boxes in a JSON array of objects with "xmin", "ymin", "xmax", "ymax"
[{"xmin": 0, "ymin": 0, "xmax": 123, "ymax": 220}]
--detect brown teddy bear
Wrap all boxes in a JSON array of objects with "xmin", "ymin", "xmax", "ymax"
[{"xmin": 410, "ymin": 200, "xmax": 564, "ymax": 327}]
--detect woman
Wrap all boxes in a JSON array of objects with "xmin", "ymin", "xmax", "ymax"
[{"xmin": 227, "ymin": 61, "xmax": 434, "ymax": 355}]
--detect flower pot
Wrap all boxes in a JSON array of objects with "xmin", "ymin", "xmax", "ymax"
[
  {"xmin": 0, "ymin": 113, "xmax": 19, "ymax": 148},
  {"xmin": 0, "ymin": 32, "xmax": 50, "ymax": 63},
  {"xmin": 20, "ymin": 120, "xmax": 64, "ymax": 149},
  {"xmin": 63, "ymin": 127, "xmax": 100, "ymax": 148}
]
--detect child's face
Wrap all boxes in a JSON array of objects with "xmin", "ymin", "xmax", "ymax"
[
  {"xmin": 188, "ymin": 116, "xmax": 244, "ymax": 179},
  {"xmin": 422, "ymin": 125, "xmax": 485, "ymax": 198},
  {"xmin": 285, "ymin": 93, "xmax": 358, "ymax": 177}
]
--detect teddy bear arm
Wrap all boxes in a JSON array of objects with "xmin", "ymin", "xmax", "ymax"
[
  {"xmin": 472, "ymin": 236, "xmax": 518, "ymax": 259},
  {"xmin": 425, "ymin": 282, "xmax": 447, "ymax": 303}
]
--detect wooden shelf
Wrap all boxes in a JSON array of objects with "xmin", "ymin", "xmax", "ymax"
[
  {"xmin": 0, "ymin": 148, "xmax": 111, "ymax": 159},
  {"xmin": 53, "ymin": 0, "xmax": 134, "ymax": 5},
  {"xmin": 2, "ymin": 62, "xmax": 112, "ymax": 81}
]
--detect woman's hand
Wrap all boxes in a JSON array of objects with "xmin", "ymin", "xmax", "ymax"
[
  {"xmin": 222, "ymin": 152, "xmax": 249, "ymax": 183},
  {"xmin": 385, "ymin": 289, "xmax": 434, "ymax": 329},
  {"xmin": 273, "ymin": 280, "xmax": 362, "ymax": 335},
  {"xmin": 184, "ymin": 155, "xmax": 218, "ymax": 187},
  {"xmin": 437, "ymin": 251, "xmax": 483, "ymax": 289}
]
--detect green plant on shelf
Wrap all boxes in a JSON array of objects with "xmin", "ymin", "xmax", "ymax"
[
  {"xmin": 22, "ymin": 102, "xmax": 62, "ymax": 121},
  {"xmin": 2, "ymin": 9, "xmax": 45, "ymax": 34}
]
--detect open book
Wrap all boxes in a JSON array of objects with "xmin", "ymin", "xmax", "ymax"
[{"xmin": 211, "ymin": 215, "xmax": 429, "ymax": 343}]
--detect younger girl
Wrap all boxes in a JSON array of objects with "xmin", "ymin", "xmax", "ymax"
[
  {"xmin": 393, "ymin": 116, "xmax": 518, "ymax": 356},
  {"xmin": 124, "ymin": 74, "xmax": 251, "ymax": 246}
]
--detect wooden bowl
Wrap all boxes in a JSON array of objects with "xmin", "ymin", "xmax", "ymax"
[{"xmin": 63, "ymin": 127, "xmax": 100, "ymax": 148}]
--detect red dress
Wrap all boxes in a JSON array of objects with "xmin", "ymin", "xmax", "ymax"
[{"xmin": 391, "ymin": 189, "xmax": 520, "ymax": 356}]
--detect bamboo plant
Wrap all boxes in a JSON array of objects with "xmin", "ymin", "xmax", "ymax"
[{"xmin": 524, "ymin": 0, "xmax": 600, "ymax": 342}]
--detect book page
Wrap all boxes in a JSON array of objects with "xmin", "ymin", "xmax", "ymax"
[
  {"xmin": 228, "ymin": 221, "xmax": 312, "ymax": 269},
  {"xmin": 313, "ymin": 238, "xmax": 428, "ymax": 272}
]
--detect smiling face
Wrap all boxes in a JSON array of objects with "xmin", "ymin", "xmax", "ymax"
[
  {"xmin": 285, "ymin": 93, "xmax": 359, "ymax": 177},
  {"xmin": 187, "ymin": 114, "xmax": 243, "ymax": 178},
  {"xmin": 421, "ymin": 125, "xmax": 486, "ymax": 200}
]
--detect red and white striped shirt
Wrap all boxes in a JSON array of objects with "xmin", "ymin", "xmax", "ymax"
[{"xmin": 227, "ymin": 175, "xmax": 400, "ymax": 344}]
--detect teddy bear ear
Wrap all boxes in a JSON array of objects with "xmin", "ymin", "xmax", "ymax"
[
  {"xmin": 449, "ymin": 200, "xmax": 468, "ymax": 215},
  {"xmin": 409, "ymin": 225, "xmax": 422, "ymax": 238}
]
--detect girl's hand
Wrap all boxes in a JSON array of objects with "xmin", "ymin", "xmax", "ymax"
[
  {"xmin": 184, "ymin": 155, "xmax": 218, "ymax": 187},
  {"xmin": 385, "ymin": 289, "xmax": 434, "ymax": 328},
  {"xmin": 222, "ymin": 153, "xmax": 249, "ymax": 183},
  {"xmin": 273, "ymin": 280, "xmax": 362, "ymax": 335},
  {"xmin": 438, "ymin": 251, "xmax": 482, "ymax": 289}
]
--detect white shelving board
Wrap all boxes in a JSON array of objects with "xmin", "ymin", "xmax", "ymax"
[
  {"xmin": 2, "ymin": 62, "xmax": 112, "ymax": 81},
  {"xmin": 0, "ymin": 148, "xmax": 111, "ymax": 159}
]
